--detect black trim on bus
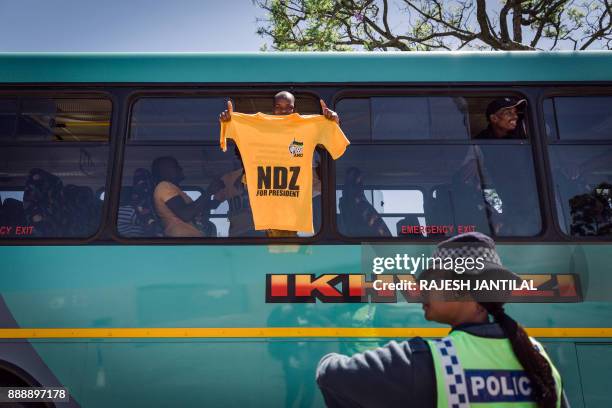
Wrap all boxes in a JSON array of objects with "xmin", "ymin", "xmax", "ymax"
[{"xmin": 1, "ymin": 83, "xmax": 611, "ymax": 245}]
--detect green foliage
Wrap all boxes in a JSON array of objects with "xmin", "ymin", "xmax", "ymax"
[
  {"xmin": 255, "ymin": 0, "xmax": 612, "ymax": 51},
  {"xmin": 257, "ymin": 0, "xmax": 353, "ymax": 51}
]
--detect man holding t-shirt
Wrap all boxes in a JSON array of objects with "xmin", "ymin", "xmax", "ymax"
[{"xmin": 217, "ymin": 91, "xmax": 343, "ymax": 237}]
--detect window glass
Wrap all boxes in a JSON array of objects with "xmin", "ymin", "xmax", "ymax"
[
  {"xmin": 0, "ymin": 97, "xmax": 111, "ymax": 239},
  {"xmin": 549, "ymin": 145, "xmax": 612, "ymax": 237},
  {"xmin": 131, "ymin": 98, "xmax": 224, "ymax": 142},
  {"xmin": 120, "ymin": 95, "xmax": 321, "ymax": 238},
  {"xmin": 542, "ymin": 98, "xmax": 558, "ymax": 140},
  {"xmin": 336, "ymin": 95, "xmax": 528, "ymax": 141},
  {"xmin": 130, "ymin": 95, "xmax": 321, "ymax": 143},
  {"xmin": 371, "ymin": 97, "xmax": 469, "ymax": 140},
  {"xmin": 546, "ymin": 96, "xmax": 612, "ymax": 140},
  {"xmin": 335, "ymin": 98, "xmax": 370, "ymax": 141},
  {"xmin": 17, "ymin": 98, "xmax": 111, "ymax": 142},
  {"xmin": 336, "ymin": 145, "xmax": 541, "ymax": 238},
  {"xmin": 0, "ymin": 99, "xmax": 17, "ymax": 139}
]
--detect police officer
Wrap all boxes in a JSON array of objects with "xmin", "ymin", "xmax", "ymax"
[{"xmin": 316, "ymin": 232, "xmax": 569, "ymax": 407}]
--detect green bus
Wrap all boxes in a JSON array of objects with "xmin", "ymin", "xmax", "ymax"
[{"xmin": 0, "ymin": 52, "xmax": 611, "ymax": 407}]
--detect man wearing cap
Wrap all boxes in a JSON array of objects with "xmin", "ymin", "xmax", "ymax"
[
  {"xmin": 455, "ymin": 97, "xmax": 529, "ymax": 235},
  {"xmin": 316, "ymin": 232, "xmax": 569, "ymax": 407},
  {"xmin": 476, "ymin": 98, "xmax": 527, "ymax": 139}
]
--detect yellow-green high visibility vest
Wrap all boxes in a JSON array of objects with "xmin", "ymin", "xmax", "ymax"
[{"xmin": 426, "ymin": 330, "xmax": 562, "ymax": 408}]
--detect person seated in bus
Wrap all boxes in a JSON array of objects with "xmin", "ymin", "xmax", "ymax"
[
  {"xmin": 569, "ymin": 182, "xmax": 612, "ymax": 236},
  {"xmin": 23, "ymin": 168, "xmax": 64, "ymax": 237},
  {"xmin": 212, "ymin": 160, "xmax": 265, "ymax": 237},
  {"xmin": 117, "ymin": 168, "xmax": 163, "ymax": 237},
  {"xmin": 339, "ymin": 167, "xmax": 391, "ymax": 237},
  {"xmin": 151, "ymin": 156, "xmax": 221, "ymax": 238},
  {"xmin": 475, "ymin": 97, "xmax": 527, "ymax": 139},
  {"xmin": 451, "ymin": 98, "xmax": 528, "ymax": 235},
  {"xmin": 462, "ymin": 97, "xmax": 528, "ymax": 184},
  {"xmin": 130, "ymin": 168, "xmax": 163, "ymax": 236},
  {"xmin": 62, "ymin": 184, "xmax": 99, "ymax": 237},
  {"xmin": 460, "ymin": 97, "xmax": 527, "ymax": 184},
  {"xmin": 316, "ymin": 232, "xmax": 570, "ymax": 408}
]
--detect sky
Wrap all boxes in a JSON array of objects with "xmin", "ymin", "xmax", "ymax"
[
  {"xmin": 0, "ymin": 0, "xmax": 606, "ymax": 52},
  {"xmin": 0, "ymin": 0, "xmax": 268, "ymax": 52}
]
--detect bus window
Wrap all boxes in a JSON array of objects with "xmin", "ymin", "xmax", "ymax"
[
  {"xmin": 131, "ymin": 98, "xmax": 224, "ymax": 142},
  {"xmin": 546, "ymin": 96, "xmax": 612, "ymax": 141},
  {"xmin": 335, "ymin": 94, "xmax": 540, "ymax": 239},
  {"xmin": 545, "ymin": 96, "xmax": 612, "ymax": 238},
  {"xmin": 0, "ymin": 97, "xmax": 111, "ymax": 239},
  {"xmin": 337, "ymin": 96, "xmax": 470, "ymax": 141},
  {"xmin": 120, "ymin": 94, "xmax": 322, "ymax": 239}
]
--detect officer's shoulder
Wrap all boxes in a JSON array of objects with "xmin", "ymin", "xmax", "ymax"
[
  {"xmin": 378, "ymin": 337, "xmax": 433, "ymax": 361},
  {"xmin": 407, "ymin": 336, "xmax": 431, "ymax": 353}
]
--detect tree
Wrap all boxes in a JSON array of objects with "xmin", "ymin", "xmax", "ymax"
[{"xmin": 254, "ymin": 0, "xmax": 612, "ymax": 51}]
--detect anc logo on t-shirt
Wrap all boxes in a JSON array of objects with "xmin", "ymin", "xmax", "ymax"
[{"xmin": 288, "ymin": 139, "xmax": 304, "ymax": 157}]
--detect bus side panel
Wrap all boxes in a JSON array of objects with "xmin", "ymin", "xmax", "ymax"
[
  {"xmin": 575, "ymin": 344, "xmax": 612, "ymax": 408},
  {"xmin": 1, "ymin": 244, "xmax": 611, "ymax": 407}
]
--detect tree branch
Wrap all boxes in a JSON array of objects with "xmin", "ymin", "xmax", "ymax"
[
  {"xmin": 500, "ymin": 1, "xmax": 513, "ymax": 43},
  {"xmin": 512, "ymin": 1, "xmax": 522, "ymax": 43}
]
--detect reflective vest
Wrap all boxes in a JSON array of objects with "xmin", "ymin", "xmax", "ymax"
[{"xmin": 426, "ymin": 330, "xmax": 562, "ymax": 407}]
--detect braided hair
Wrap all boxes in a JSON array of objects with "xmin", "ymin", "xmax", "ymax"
[{"xmin": 480, "ymin": 302, "xmax": 557, "ymax": 408}]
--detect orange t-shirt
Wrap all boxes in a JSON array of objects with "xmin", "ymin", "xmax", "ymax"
[{"xmin": 220, "ymin": 112, "xmax": 349, "ymax": 233}]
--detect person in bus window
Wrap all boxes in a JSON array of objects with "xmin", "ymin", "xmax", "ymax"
[
  {"xmin": 212, "ymin": 159, "xmax": 264, "ymax": 237},
  {"xmin": 316, "ymin": 232, "xmax": 570, "ymax": 408},
  {"xmin": 456, "ymin": 98, "xmax": 529, "ymax": 235},
  {"xmin": 475, "ymin": 98, "xmax": 526, "ymax": 139},
  {"xmin": 152, "ymin": 156, "xmax": 220, "ymax": 237},
  {"xmin": 461, "ymin": 96, "xmax": 529, "ymax": 189},
  {"xmin": 217, "ymin": 91, "xmax": 337, "ymax": 237}
]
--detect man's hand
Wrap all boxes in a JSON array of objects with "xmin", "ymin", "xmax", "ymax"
[
  {"xmin": 320, "ymin": 99, "xmax": 339, "ymax": 124},
  {"xmin": 219, "ymin": 100, "xmax": 233, "ymax": 122}
]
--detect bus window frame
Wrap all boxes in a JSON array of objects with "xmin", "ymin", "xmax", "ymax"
[
  {"xmin": 539, "ymin": 86, "xmax": 612, "ymax": 242},
  {"xmin": 112, "ymin": 88, "xmax": 328, "ymax": 244},
  {"xmin": 0, "ymin": 88, "xmax": 117, "ymax": 245},
  {"xmin": 330, "ymin": 87, "xmax": 548, "ymax": 243},
  {"xmin": 8, "ymin": 85, "xmax": 609, "ymax": 244}
]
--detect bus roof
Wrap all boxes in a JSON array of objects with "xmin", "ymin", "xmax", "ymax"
[{"xmin": 1, "ymin": 51, "xmax": 611, "ymax": 84}]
